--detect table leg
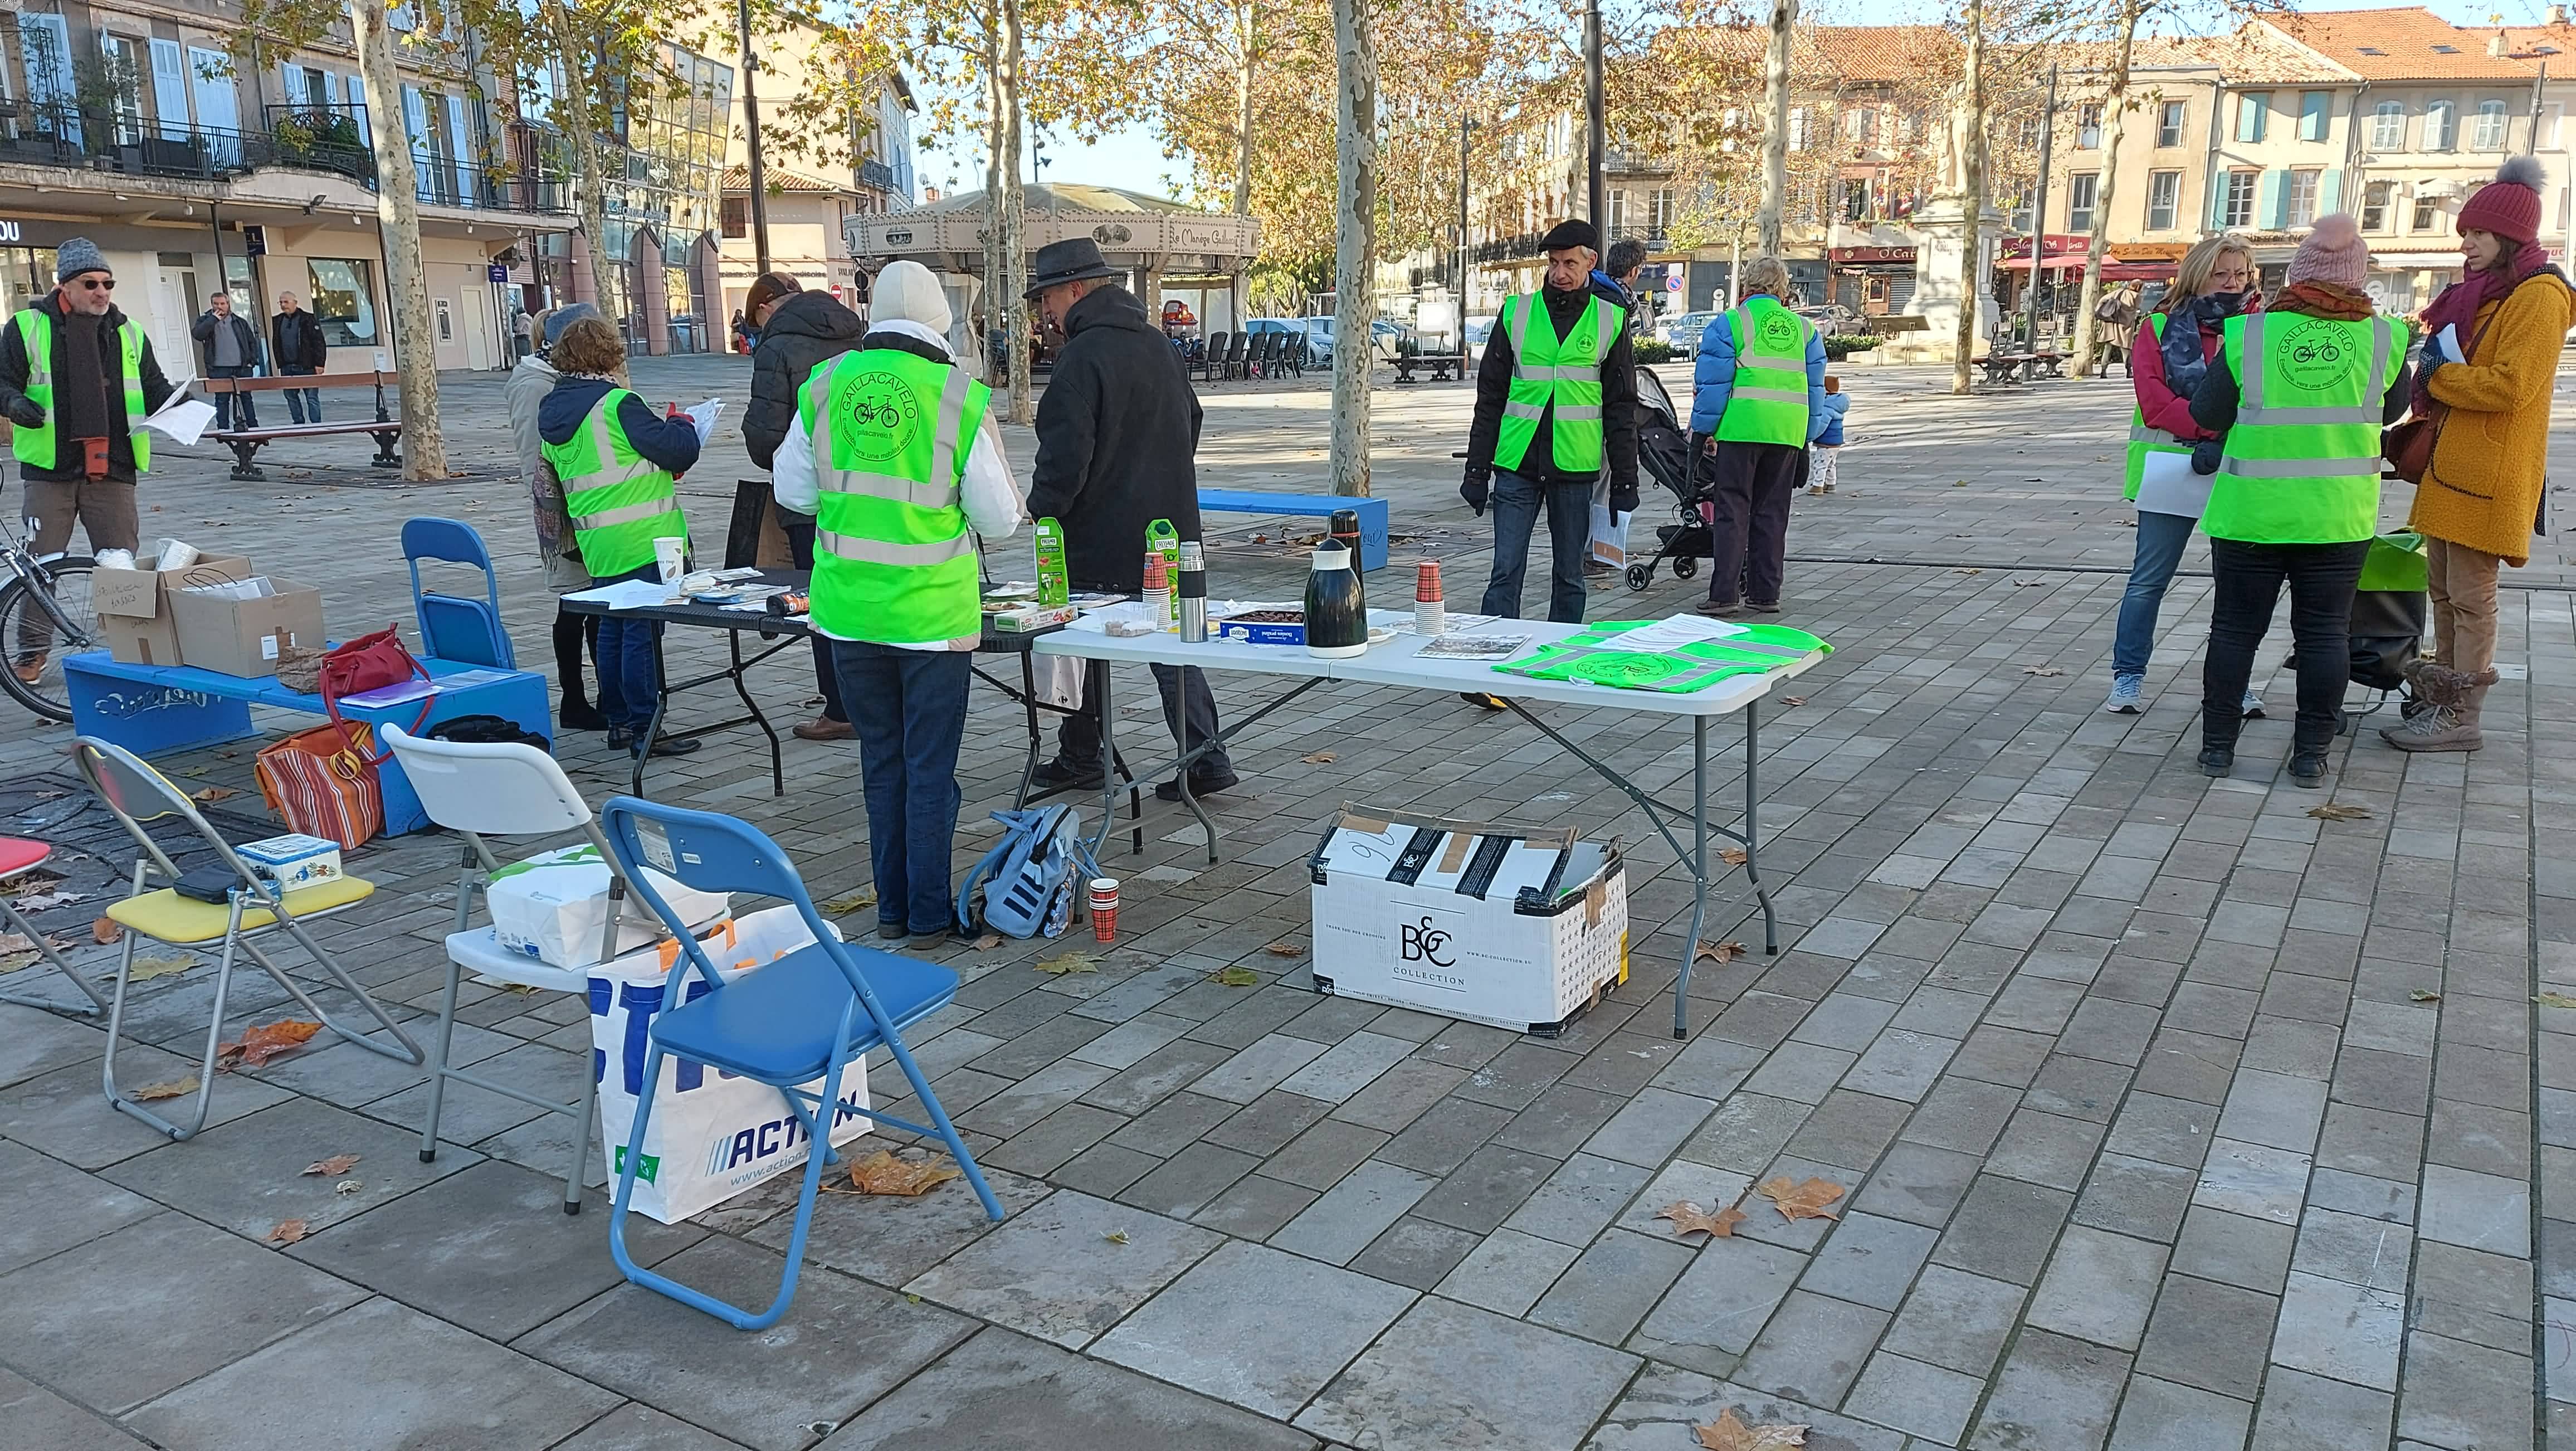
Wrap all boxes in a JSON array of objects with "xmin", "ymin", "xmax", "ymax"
[
  {"xmin": 1011, "ymin": 652, "xmax": 1043, "ymax": 810},
  {"xmin": 1674, "ymin": 715, "xmax": 1710, "ymax": 1040},
  {"xmin": 726, "ymin": 632, "xmax": 784, "ymax": 796},
  {"xmin": 631, "ymin": 627, "xmax": 670, "ymax": 801},
  {"xmin": 1094, "ymin": 661, "xmax": 1123, "ymax": 859},
  {"xmin": 1746, "ymin": 700, "xmax": 1777, "ymax": 955}
]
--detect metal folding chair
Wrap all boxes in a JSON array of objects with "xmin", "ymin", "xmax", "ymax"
[
  {"xmin": 597, "ymin": 796, "xmax": 1004, "ymax": 1330},
  {"xmin": 379, "ymin": 723, "xmax": 694, "ymax": 1214},
  {"xmin": 0, "ymin": 835, "xmax": 106, "ymax": 1017},
  {"xmin": 75, "ymin": 737, "xmax": 421, "ymax": 1140},
  {"xmin": 402, "ymin": 517, "xmax": 515, "ymax": 668}
]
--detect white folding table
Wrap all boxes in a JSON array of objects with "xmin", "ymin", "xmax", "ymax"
[{"xmin": 1031, "ymin": 620, "xmax": 1824, "ymax": 1036}]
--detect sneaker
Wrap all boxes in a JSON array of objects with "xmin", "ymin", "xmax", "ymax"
[
  {"xmin": 1746, "ymin": 601, "xmax": 1782, "ymax": 615},
  {"xmin": 2241, "ymin": 691, "xmax": 2266, "ymax": 721},
  {"xmin": 876, "ymin": 919, "xmax": 908, "ymax": 941},
  {"xmin": 11, "ymin": 653, "xmax": 44, "ymax": 685},
  {"xmin": 2102, "ymin": 676, "xmax": 2144, "ymax": 714},
  {"xmin": 2197, "ymin": 746, "xmax": 2233, "ymax": 777},
  {"xmin": 1155, "ymin": 768, "xmax": 1240, "ymax": 802},
  {"xmin": 1458, "ymin": 692, "xmax": 1509, "ymax": 711},
  {"xmin": 1031, "ymin": 757, "xmax": 1105, "ymax": 790},
  {"xmin": 1806, "ymin": 485, "xmax": 1827, "ymax": 496},
  {"xmin": 2289, "ymin": 752, "xmax": 2328, "ymax": 788},
  {"xmin": 792, "ymin": 715, "xmax": 856, "ymax": 742}
]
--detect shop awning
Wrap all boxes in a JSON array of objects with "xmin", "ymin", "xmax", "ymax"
[{"xmin": 2001, "ymin": 254, "xmax": 2172, "ymax": 281}]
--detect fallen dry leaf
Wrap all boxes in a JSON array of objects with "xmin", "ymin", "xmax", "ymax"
[
  {"xmin": 1264, "ymin": 942, "xmax": 1304, "ymax": 957},
  {"xmin": 0, "ymin": 931, "xmax": 34, "ymax": 953},
  {"xmin": 1779, "ymin": 695, "xmax": 1804, "ymax": 707},
  {"xmin": 216, "ymin": 1019, "xmax": 323, "ymax": 1069},
  {"xmin": 1656, "ymin": 1201, "xmax": 1747, "ymax": 1241},
  {"xmin": 972, "ymin": 932, "xmax": 1003, "ymax": 951},
  {"xmin": 1694, "ymin": 940, "xmax": 1746, "ymax": 965},
  {"xmin": 1102, "ymin": 1230, "xmax": 1130, "ymax": 1244},
  {"xmin": 2307, "ymin": 802, "xmax": 2372, "ymax": 821},
  {"xmin": 1694, "ymin": 1407, "xmax": 1808, "ymax": 1450},
  {"xmin": 2013, "ymin": 578, "xmax": 2045, "ymax": 587},
  {"xmin": 265, "ymin": 1219, "xmax": 310, "ymax": 1247},
  {"xmin": 1954, "ymin": 567, "xmax": 1982, "ymax": 574},
  {"xmin": 2538, "ymin": 992, "xmax": 2576, "ymax": 1010},
  {"xmin": 1034, "ymin": 951, "xmax": 1097, "ymax": 976},
  {"xmin": 1718, "ymin": 848, "xmax": 1749, "ymax": 867},
  {"xmin": 303, "ymin": 1154, "xmax": 361, "ymax": 1176},
  {"xmin": 334, "ymin": 1180, "xmax": 363, "ymax": 1196},
  {"xmin": 92, "ymin": 916, "xmax": 121, "ymax": 945},
  {"xmin": 2022, "ymin": 665, "xmax": 2065, "ymax": 676},
  {"xmin": 188, "ymin": 786, "xmax": 240, "ymax": 804},
  {"xmin": 817, "ymin": 888, "xmax": 879, "ymax": 916},
  {"xmin": 844, "ymin": 1149, "xmax": 963, "ymax": 1197},
  {"xmin": 1756, "ymin": 1176, "xmax": 1845, "ymax": 1223},
  {"xmin": 10, "ymin": 889, "xmax": 79, "ymax": 912},
  {"xmin": 124, "ymin": 955, "xmax": 197, "ymax": 983},
  {"xmin": 131, "ymin": 1077, "xmax": 198, "ymax": 1101},
  {"xmin": 1209, "ymin": 966, "xmax": 1261, "ymax": 987},
  {"xmin": 2409, "ymin": 989, "xmax": 2442, "ymax": 1003},
  {"xmin": 1301, "ymin": 751, "xmax": 1337, "ymax": 763}
]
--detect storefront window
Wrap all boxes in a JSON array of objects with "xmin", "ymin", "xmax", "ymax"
[{"xmin": 308, "ymin": 259, "xmax": 378, "ymax": 346}]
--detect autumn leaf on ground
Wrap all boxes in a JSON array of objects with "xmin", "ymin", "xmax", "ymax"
[
  {"xmin": 217, "ymin": 1019, "xmax": 323, "ymax": 1069},
  {"xmin": 1779, "ymin": 696, "xmax": 1804, "ymax": 707},
  {"xmin": 971, "ymin": 932, "xmax": 1003, "ymax": 951},
  {"xmin": 1301, "ymin": 751, "xmax": 1337, "ymax": 763},
  {"xmin": 1656, "ymin": 1201, "xmax": 1747, "ymax": 1240},
  {"xmin": 302, "ymin": 1154, "xmax": 360, "ymax": 1176},
  {"xmin": 10, "ymin": 889, "xmax": 79, "ymax": 912},
  {"xmin": 2014, "ymin": 578, "xmax": 2045, "ymax": 587},
  {"xmin": 1209, "ymin": 966, "xmax": 1261, "ymax": 986},
  {"xmin": 1694, "ymin": 1408, "xmax": 1808, "ymax": 1450},
  {"xmin": 1954, "ymin": 567, "xmax": 1982, "ymax": 574},
  {"xmin": 188, "ymin": 786, "xmax": 240, "ymax": 805},
  {"xmin": 1695, "ymin": 940, "xmax": 1746, "ymax": 965},
  {"xmin": 1264, "ymin": 942, "xmax": 1304, "ymax": 956},
  {"xmin": 842, "ymin": 1149, "xmax": 962, "ymax": 1197},
  {"xmin": 817, "ymin": 888, "xmax": 878, "ymax": 916},
  {"xmin": 334, "ymin": 1180, "xmax": 363, "ymax": 1196},
  {"xmin": 265, "ymin": 1219, "xmax": 310, "ymax": 1247},
  {"xmin": 2538, "ymin": 992, "xmax": 2576, "ymax": 1010},
  {"xmin": 2308, "ymin": 802, "xmax": 2372, "ymax": 821},
  {"xmin": 91, "ymin": 916, "xmax": 121, "ymax": 945},
  {"xmin": 1034, "ymin": 951, "xmax": 1097, "ymax": 976},
  {"xmin": 1102, "ymin": 1230, "xmax": 1130, "ymax": 1244},
  {"xmin": 1718, "ymin": 848, "xmax": 1749, "ymax": 866},
  {"xmin": 123, "ymin": 955, "xmax": 197, "ymax": 983},
  {"xmin": 2022, "ymin": 665, "xmax": 2065, "ymax": 676},
  {"xmin": 0, "ymin": 932, "xmax": 35, "ymax": 954},
  {"xmin": 1756, "ymin": 1176, "xmax": 1846, "ymax": 1223},
  {"xmin": 131, "ymin": 1077, "xmax": 197, "ymax": 1101},
  {"xmin": 2409, "ymin": 989, "xmax": 2442, "ymax": 1002}
]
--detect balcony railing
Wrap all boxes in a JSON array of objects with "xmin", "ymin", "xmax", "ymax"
[
  {"xmin": 262, "ymin": 105, "xmax": 570, "ymax": 215},
  {"xmin": 858, "ymin": 158, "xmax": 894, "ymax": 191}
]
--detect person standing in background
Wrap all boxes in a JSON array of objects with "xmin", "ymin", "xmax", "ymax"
[
  {"xmin": 1689, "ymin": 255, "xmax": 1823, "ymax": 618},
  {"xmin": 1585, "ymin": 237, "xmax": 1650, "ymax": 579},
  {"xmin": 270, "ymin": 290, "xmax": 326, "ymax": 424},
  {"xmin": 192, "ymin": 290, "xmax": 261, "ymax": 432},
  {"xmin": 740, "ymin": 269, "xmax": 869, "ymax": 743},
  {"xmin": 506, "ymin": 303, "xmax": 604, "ymax": 731}
]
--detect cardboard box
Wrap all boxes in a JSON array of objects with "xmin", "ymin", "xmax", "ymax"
[
  {"xmin": 167, "ymin": 575, "xmax": 325, "ymax": 679},
  {"xmin": 236, "ymin": 833, "xmax": 343, "ymax": 890},
  {"xmin": 1307, "ymin": 804, "xmax": 1627, "ymax": 1036},
  {"xmin": 94, "ymin": 554, "xmax": 252, "ymax": 667},
  {"xmin": 489, "ymin": 843, "xmax": 731, "ymax": 970}
]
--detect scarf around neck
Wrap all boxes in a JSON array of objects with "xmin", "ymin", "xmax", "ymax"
[
  {"xmin": 2413, "ymin": 240, "xmax": 2551, "ymax": 408},
  {"xmin": 2157, "ymin": 290, "xmax": 2248, "ymax": 397}
]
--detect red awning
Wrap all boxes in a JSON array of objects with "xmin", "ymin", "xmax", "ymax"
[
  {"xmin": 1999, "ymin": 255, "xmax": 2174, "ymax": 281},
  {"xmin": 1999, "ymin": 252, "xmax": 2094, "ymax": 271}
]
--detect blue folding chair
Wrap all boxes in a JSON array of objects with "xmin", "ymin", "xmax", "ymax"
[
  {"xmin": 402, "ymin": 517, "xmax": 514, "ymax": 668},
  {"xmin": 597, "ymin": 797, "xmax": 1005, "ymax": 1329}
]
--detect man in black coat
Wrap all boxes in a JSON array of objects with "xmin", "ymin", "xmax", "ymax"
[
  {"xmin": 270, "ymin": 290, "xmax": 328, "ymax": 423},
  {"xmin": 191, "ymin": 291, "xmax": 262, "ymax": 431},
  {"xmin": 739, "ymin": 274, "xmax": 867, "ymax": 741},
  {"xmin": 1022, "ymin": 238, "xmax": 1236, "ymax": 800}
]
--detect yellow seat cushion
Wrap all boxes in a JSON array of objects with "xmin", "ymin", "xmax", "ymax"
[{"xmin": 106, "ymin": 874, "xmax": 377, "ymax": 946}]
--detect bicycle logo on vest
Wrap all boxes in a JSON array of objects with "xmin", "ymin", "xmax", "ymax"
[
  {"xmin": 1759, "ymin": 311, "xmax": 1802, "ymax": 352},
  {"xmin": 2278, "ymin": 319, "xmax": 2353, "ymax": 393},
  {"xmin": 831, "ymin": 370, "xmax": 924, "ymax": 463}
]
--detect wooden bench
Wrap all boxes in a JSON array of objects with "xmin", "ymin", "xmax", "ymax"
[
  {"xmin": 1973, "ymin": 353, "xmax": 2033, "ymax": 387},
  {"xmin": 1198, "ymin": 488, "xmax": 1389, "ymax": 571},
  {"xmin": 202, "ymin": 369, "xmax": 404, "ymax": 480},
  {"xmin": 64, "ymin": 650, "xmax": 547, "ymax": 837},
  {"xmin": 1393, "ymin": 352, "xmax": 1468, "ymax": 383}
]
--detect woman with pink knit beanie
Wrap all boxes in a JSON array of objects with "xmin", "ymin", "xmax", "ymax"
[{"xmin": 2382, "ymin": 155, "xmax": 2572, "ymax": 753}]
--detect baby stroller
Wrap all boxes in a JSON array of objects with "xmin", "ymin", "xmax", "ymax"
[
  {"xmin": 2283, "ymin": 532, "xmax": 2426, "ymax": 733},
  {"xmin": 1624, "ymin": 365, "xmax": 1710, "ymax": 590}
]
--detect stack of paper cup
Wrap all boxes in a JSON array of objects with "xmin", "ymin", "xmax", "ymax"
[
  {"xmin": 653, "ymin": 537, "xmax": 688, "ymax": 585},
  {"xmin": 1089, "ymin": 878, "xmax": 1120, "ymax": 942}
]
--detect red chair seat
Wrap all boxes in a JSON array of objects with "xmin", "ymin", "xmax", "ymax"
[{"xmin": 0, "ymin": 836, "xmax": 52, "ymax": 879}]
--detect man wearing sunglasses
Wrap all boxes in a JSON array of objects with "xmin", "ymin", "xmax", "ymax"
[{"xmin": 0, "ymin": 239, "xmax": 175, "ymax": 639}]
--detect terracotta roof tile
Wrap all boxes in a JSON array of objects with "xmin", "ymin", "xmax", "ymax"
[
  {"xmin": 720, "ymin": 164, "xmax": 857, "ymax": 194},
  {"xmin": 2497, "ymin": 20, "xmax": 2576, "ymax": 61},
  {"xmin": 1807, "ymin": 25, "xmax": 1961, "ymax": 85},
  {"xmin": 2260, "ymin": 7, "xmax": 2536, "ymax": 81}
]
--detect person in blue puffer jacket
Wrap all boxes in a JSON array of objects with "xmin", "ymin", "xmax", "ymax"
[
  {"xmin": 1687, "ymin": 259, "xmax": 1829, "ymax": 615},
  {"xmin": 1809, "ymin": 374, "xmax": 1848, "ymax": 495}
]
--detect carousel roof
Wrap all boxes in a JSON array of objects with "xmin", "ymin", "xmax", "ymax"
[{"xmin": 844, "ymin": 180, "xmax": 1261, "ymax": 279}]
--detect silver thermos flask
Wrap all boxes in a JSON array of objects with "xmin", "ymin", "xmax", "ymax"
[{"xmin": 1178, "ymin": 540, "xmax": 1208, "ymax": 642}]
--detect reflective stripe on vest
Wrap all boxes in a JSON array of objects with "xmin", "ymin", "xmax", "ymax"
[
  {"xmin": 1492, "ymin": 290, "xmax": 1621, "ymax": 476},
  {"xmin": 541, "ymin": 388, "xmax": 684, "ymax": 577},
  {"xmin": 12, "ymin": 310, "xmax": 151, "ymax": 473},
  {"xmin": 2203, "ymin": 311, "xmax": 2396, "ymax": 545},
  {"xmin": 1714, "ymin": 296, "xmax": 1813, "ymax": 446},
  {"xmin": 2122, "ymin": 313, "xmax": 2193, "ymax": 501},
  {"xmin": 798, "ymin": 347, "xmax": 987, "ymax": 644}
]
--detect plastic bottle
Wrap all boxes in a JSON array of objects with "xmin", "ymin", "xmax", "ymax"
[{"xmin": 1033, "ymin": 518, "xmax": 1070, "ymax": 607}]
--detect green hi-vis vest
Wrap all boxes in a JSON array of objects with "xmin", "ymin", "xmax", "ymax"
[
  {"xmin": 1714, "ymin": 296, "xmax": 1813, "ymax": 446},
  {"xmin": 541, "ymin": 388, "xmax": 686, "ymax": 578},
  {"xmin": 2123, "ymin": 312, "xmax": 2194, "ymax": 502},
  {"xmin": 1493, "ymin": 290, "xmax": 1623, "ymax": 475},
  {"xmin": 12, "ymin": 310, "xmax": 150, "ymax": 472},
  {"xmin": 1493, "ymin": 619, "xmax": 1832, "ymax": 693},
  {"xmin": 797, "ymin": 348, "xmax": 987, "ymax": 645},
  {"xmin": 2203, "ymin": 310, "xmax": 2399, "ymax": 546}
]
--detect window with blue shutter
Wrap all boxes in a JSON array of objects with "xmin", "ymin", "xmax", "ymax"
[
  {"xmin": 2258, "ymin": 169, "xmax": 2286, "ymax": 228},
  {"xmin": 2318, "ymin": 169, "xmax": 2343, "ymax": 216},
  {"xmin": 2299, "ymin": 91, "xmax": 2331, "ymax": 142}
]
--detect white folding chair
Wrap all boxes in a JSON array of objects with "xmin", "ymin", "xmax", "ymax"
[
  {"xmin": 381, "ymin": 723, "xmax": 704, "ymax": 1215},
  {"xmin": 75, "ymin": 737, "xmax": 421, "ymax": 1141}
]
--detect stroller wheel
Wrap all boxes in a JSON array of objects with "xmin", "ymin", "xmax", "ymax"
[
  {"xmin": 1625, "ymin": 563, "xmax": 1652, "ymax": 591},
  {"xmin": 1674, "ymin": 555, "xmax": 1700, "ymax": 580}
]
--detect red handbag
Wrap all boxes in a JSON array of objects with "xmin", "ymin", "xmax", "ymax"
[{"xmin": 318, "ymin": 625, "xmax": 430, "ymax": 766}]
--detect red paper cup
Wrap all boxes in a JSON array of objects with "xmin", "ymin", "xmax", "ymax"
[{"xmin": 1092, "ymin": 905, "xmax": 1118, "ymax": 942}]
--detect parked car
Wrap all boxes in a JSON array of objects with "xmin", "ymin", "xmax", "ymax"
[
  {"xmin": 1661, "ymin": 310, "xmax": 1718, "ymax": 351},
  {"xmin": 1793, "ymin": 303, "xmax": 1862, "ymax": 337},
  {"xmin": 1464, "ymin": 315, "xmax": 1498, "ymax": 347}
]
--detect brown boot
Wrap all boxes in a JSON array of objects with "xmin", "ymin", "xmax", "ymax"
[{"xmin": 2382, "ymin": 665, "xmax": 2495, "ymax": 752}]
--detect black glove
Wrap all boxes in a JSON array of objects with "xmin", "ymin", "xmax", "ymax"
[
  {"xmin": 1460, "ymin": 469, "xmax": 1490, "ymax": 516},
  {"xmin": 1609, "ymin": 476, "xmax": 1639, "ymax": 514},
  {"xmin": 5, "ymin": 396, "xmax": 42, "ymax": 429},
  {"xmin": 2191, "ymin": 437, "xmax": 2224, "ymax": 476}
]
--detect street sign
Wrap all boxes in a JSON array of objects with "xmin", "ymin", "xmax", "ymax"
[
  {"xmin": 487, "ymin": 264, "xmax": 509, "ymax": 283},
  {"xmin": 242, "ymin": 225, "xmax": 266, "ymax": 256},
  {"xmin": 1663, "ymin": 272, "xmax": 1682, "ymax": 292}
]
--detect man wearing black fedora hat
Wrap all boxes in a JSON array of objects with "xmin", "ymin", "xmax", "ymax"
[{"xmin": 1023, "ymin": 236, "xmax": 1238, "ymax": 801}]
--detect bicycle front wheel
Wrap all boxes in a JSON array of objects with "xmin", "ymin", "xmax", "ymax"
[{"xmin": 0, "ymin": 558, "xmax": 99, "ymax": 723}]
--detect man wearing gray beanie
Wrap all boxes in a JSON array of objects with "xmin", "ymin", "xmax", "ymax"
[{"xmin": 0, "ymin": 237, "xmax": 174, "ymax": 681}]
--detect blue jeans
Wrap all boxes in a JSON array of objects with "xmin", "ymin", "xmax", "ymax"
[
  {"xmin": 1479, "ymin": 469, "xmax": 1590, "ymax": 624},
  {"xmin": 2111, "ymin": 509, "xmax": 2197, "ymax": 679},
  {"xmin": 588, "ymin": 565, "xmax": 661, "ymax": 733},
  {"xmin": 831, "ymin": 641, "xmax": 972, "ymax": 934},
  {"xmin": 280, "ymin": 365, "xmax": 322, "ymax": 423},
  {"xmin": 208, "ymin": 364, "xmax": 257, "ymax": 430}
]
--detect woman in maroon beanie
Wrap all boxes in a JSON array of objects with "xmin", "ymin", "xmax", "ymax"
[{"xmin": 2384, "ymin": 155, "xmax": 2572, "ymax": 752}]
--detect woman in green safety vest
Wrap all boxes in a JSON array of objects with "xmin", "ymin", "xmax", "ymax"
[
  {"xmin": 2109, "ymin": 232, "xmax": 2267, "ymax": 722},
  {"xmin": 536, "ymin": 317, "xmax": 704, "ymax": 759},
  {"xmin": 2185, "ymin": 215, "xmax": 2413, "ymax": 789},
  {"xmin": 1687, "ymin": 255, "xmax": 1826, "ymax": 619}
]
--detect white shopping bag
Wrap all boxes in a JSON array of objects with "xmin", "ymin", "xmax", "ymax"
[
  {"xmin": 1588, "ymin": 501, "xmax": 1631, "ymax": 568},
  {"xmin": 589, "ymin": 904, "xmax": 871, "ymax": 1224}
]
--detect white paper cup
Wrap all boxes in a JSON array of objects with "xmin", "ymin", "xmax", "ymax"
[{"xmin": 652, "ymin": 537, "xmax": 687, "ymax": 585}]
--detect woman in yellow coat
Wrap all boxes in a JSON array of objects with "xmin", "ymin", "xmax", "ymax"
[{"xmin": 2387, "ymin": 155, "xmax": 2572, "ymax": 752}]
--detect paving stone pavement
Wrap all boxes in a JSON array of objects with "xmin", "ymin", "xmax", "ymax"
[{"xmin": 1, "ymin": 356, "xmax": 2572, "ymax": 1449}]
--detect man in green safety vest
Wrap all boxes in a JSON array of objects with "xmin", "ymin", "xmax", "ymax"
[
  {"xmin": 1687, "ymin": 255, "xmax": 1826, "ymax": 620},
  {"xmin": 1461, "ymin": 218, "xmax": 1640, "ymax": 642},
  {"xmin": 772, "ymin": 260, "xmax": 1024, "ymax": 939},
  {"xmin": 0, "ymin": 237, "xmax": 175, "ymax": 686},
  {"xmin": 536, "ymin": 315, "xmax": 704, "ymax": 759}
]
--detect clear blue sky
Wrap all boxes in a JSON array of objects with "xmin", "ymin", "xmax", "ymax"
[{"xmin": 915, "ymin": 0, "xmax": 2561, "ymax": 199}]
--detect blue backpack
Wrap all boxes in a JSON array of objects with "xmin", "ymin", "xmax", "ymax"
[{"xmin": 955, "ymin": 805, "xmax": 1099, "ymax": 939}]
